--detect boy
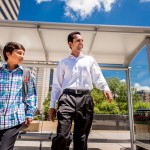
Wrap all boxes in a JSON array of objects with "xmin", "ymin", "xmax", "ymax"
[{"xmin": 0, "ymin": 42, "xmax": 37, "ymax": 150}]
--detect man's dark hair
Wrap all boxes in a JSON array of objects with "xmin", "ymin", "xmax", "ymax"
[
  {"xmin": 67, "ymin": 31, "xmax": 81, "ymax": 43},
  {"xmin": 3, "ymin": 42, "xmax": 25, "ymax": 61}
]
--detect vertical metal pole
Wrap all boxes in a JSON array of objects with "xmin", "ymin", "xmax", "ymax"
[
  {"xmin": 146, "ymin": 38, "xmax": 150, "ymax": 73},
  {"xmin": 39, "ymin": 109, "xmax": 44, "ymax": 150},
  {"xmin": 126, "ymin": 67, "xmax": 135, "ymax": 150}
]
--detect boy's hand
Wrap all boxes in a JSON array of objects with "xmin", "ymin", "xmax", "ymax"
[{"xmin": 25, "ymin": 118, "xmax": 33, "ymax": 126}]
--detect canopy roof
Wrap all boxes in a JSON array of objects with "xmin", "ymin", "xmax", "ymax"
[{"xmin": 0, "ymin": 20, "xmax": 150, "ymax": 69}]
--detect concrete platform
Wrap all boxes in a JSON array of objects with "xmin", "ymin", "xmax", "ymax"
[{"xmin": 14, "ymin": 130, "xmax": 131, "ymax": 150}]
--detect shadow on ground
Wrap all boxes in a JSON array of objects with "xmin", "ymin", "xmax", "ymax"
[{"xmin": 14, "ymin": 147, "xmax": 100, "ymax": 150}]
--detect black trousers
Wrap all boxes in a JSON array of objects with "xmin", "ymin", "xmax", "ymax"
[
  {"xmin": 0, "ymin": 124, "xmax": 21, "ymax": 150},
  {"xmin": 51, "ymin": 91, "xmax": 94, "ymax": 150}
]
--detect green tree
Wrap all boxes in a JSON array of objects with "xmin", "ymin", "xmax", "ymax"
[
  {"xmin": 107, "ymin": 77, "xmax": 143, "ymax": 114},
  {"xmin": 91, "ymin": 84, "xmax": 119, "ymax": 114},
  {"xmin": 133, "ymin": 101, "xmax": 150, "ymax": 111},
  {"xmin": 90, "ymin": 86, "xmax": 105, "ymax": 106},
  {"xmin": 43, "ymin": 92, "xmax": 51, "ymax": 120},
  {"xmin": 92, "ymin": 77, "xmax": 147, "ymax": 115},
  {"xmin": 97, "ymin": 100, "xmax": 119, "ymax": 114}
]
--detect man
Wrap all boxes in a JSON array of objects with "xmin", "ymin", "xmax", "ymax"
[
  {"xmin": 0, "ymin": 42, "xmax": 37, "ymax": 150},
  {"xmin": 50, "ymin": 32, "xmax": 112, "ymax": 150}
]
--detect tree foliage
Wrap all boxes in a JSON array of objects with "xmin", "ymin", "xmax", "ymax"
[
  {"xmin": 92, "ymin": 77, "xmax": 150, "ymax": 115},
  {"xmin": 43, "ymin": 92, "xmax": 51, "ymax": 120}
]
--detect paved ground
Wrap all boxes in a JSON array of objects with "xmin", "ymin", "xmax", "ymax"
[{"xmin": 14, "ymin": 121, "xmax": 131, "ymax": 150}]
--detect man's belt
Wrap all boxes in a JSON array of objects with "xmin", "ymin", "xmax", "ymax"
[{"xmin": 63, "ymin": 89, "xmax": 90, "ymax": 95}]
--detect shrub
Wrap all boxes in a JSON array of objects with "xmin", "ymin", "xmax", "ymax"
[
  {"xmin": 96, "ymin": 100, "xmax": 119, "ymax": 114},
  {"xmin": 133, "ymin": 101, "xmax": 150, "ymax": 112},
  {"xmin": 94, "ymin": 107, "xmax": 100, "ymax": 114}
]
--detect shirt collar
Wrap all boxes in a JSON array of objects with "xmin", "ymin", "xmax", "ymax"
[
  {"xmin": 69, "ymin": 52, "xmax": 85, "ymax": 59},
  {"xmin": 2, "ymin": 64, "xmax": 23, "ymax": 72}
]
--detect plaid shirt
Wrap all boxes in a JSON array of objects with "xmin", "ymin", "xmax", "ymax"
[{"xmin": 0, "ymin": 64, "xmax": 37, "ymax": 130}]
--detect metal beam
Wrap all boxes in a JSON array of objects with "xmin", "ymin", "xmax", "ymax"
[
  {"xmin": 126, "ymin": 67, "xmax": 135, "ymax": 150},
  {"xmin": 1, "ymin": 21, "xmax": 150, "ymax": 35},
  {"xmin": 23, "ymin": 62, "xmax": 128, "ymax": 70},
  {"xmin": 88, "ymin": 27, "xmax": 98, "ymax": 55},
  {"xmin": 146, "ymin": 37, "xmax": 150, "ymax": 73},
  {"xmin": 124, "ymin": 38, "xmax": 146, "ymax": 67},
  {"xmin": 36, "ymin": 25, "xmax": 48, "ymax": 64}
]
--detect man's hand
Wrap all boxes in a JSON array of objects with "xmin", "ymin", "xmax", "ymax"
[
  {"xmin": 25, "ymin": 118, "xmax": 33, "ymax": 126},
  {"xmin": 49, "ymin": 108, "xmax": 56, "ymax": 122},
  {"xmin": 104, "ymin": 91, "xmax": 113, "ymax": 103}
]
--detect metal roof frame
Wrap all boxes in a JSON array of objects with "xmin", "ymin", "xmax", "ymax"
[{"xmin": 1, "ymin": 20, "xmax": 150, "ymax": 70}]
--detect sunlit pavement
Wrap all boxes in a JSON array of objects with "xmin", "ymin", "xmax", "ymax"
[{"xmin": 14, "ymin": 130, "xmax": 131, "ymax": 150}]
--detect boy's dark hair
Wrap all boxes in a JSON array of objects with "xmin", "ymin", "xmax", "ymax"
[
  {"xmin": 3, "ymin": 42, "xmax": 25, "ymax": 61},
  {"xmin": 67, "ymin": 31, "xmax": 81, "ymax": 43}
]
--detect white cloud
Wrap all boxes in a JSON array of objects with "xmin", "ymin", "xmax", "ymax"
[
  {"xmin": 35, "ymin": 0, "xmax": 116, "ymax": 19},
  {"xmin": 140, "ymin": 0, "xmax": 150, "ymax": 3},
  {"xmin": 120, "ymin": 79, "xmax": 126, "ymax": 83},
  {"xmin": 100, "ymin": 0, "xmax": 116, "ymax": 12},
  {"xmin": 134, "ymin": 83, "xmax": 150, "ymax": 91},
  {"xmin": 62, "ymin": 0, "xmax": 116, "ymax": 19},
  {"xmin": 64, "ymin": 7, "xmax": 78, "ymax": 20},
  {"xmin": 36, "ymin": 0, "xmax": 52, "ymax": 4}
]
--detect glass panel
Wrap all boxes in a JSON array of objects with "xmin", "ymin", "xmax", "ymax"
[
  {"xmin": 131, "ymin": 47, "xmax": 150, "ymax": 150},
  {"xmin": 134, "ymin": 109, "xmax": 150, "ymax": 149}
]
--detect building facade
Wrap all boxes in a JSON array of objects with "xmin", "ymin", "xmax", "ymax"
[
  {"xmin": 0, "ymin": 0, "xmax": 20, "ymax": 20},
  {"xmin": 137, "ymin": 90, "xmax": 150, "ymax": 103},
  {"xmin": 35, "ymin": 67, "xmax": 51, "ymax": 111}
]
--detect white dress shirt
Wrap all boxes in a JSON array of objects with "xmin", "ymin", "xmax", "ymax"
[{"xmin": 50, "ymin": 52, "xmax": 110, "ymax": 108}]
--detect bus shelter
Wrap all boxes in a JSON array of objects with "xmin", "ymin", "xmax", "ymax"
[{"xmin": 0, "ymin": 20, "xmax": 150, "ymax": 149}]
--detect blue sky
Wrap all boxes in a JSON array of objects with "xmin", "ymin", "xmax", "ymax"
[
  {"xmin": 18, "ymin": 0, "xmax": 150, "ymax": 91},
  {"xmin": 19, "ymin": 0, "xmax": 150, "ymax": 26}
]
